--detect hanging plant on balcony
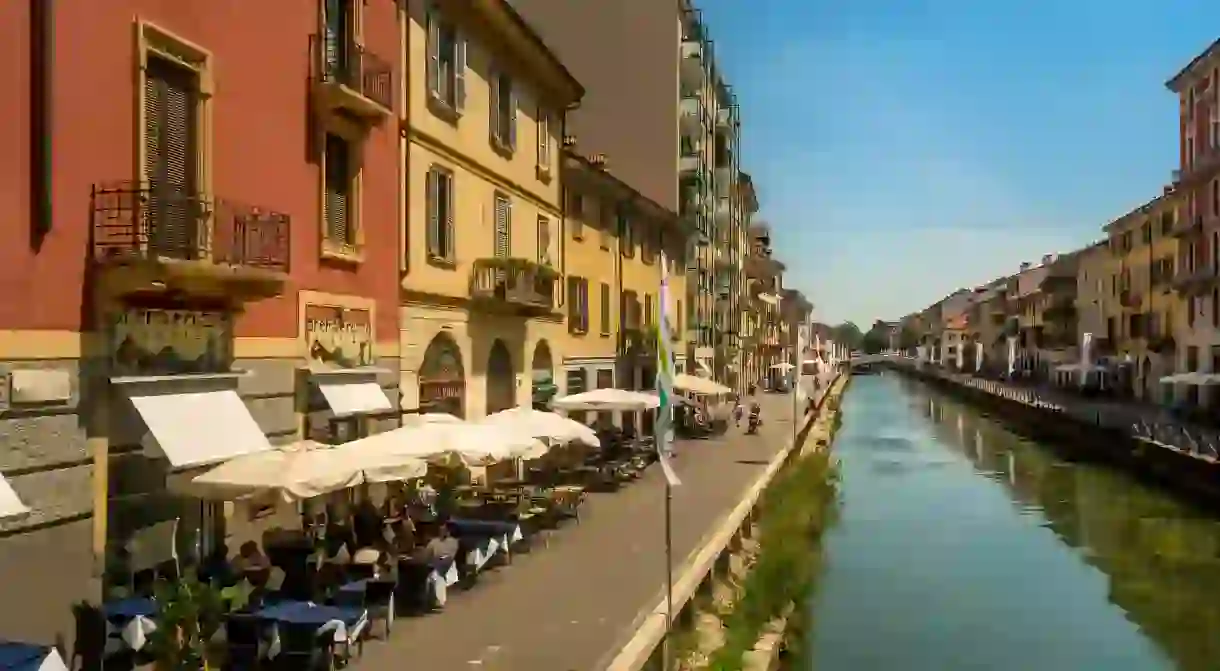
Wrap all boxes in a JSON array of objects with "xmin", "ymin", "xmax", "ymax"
[{"xmin": 483, "ymin": 257, "xmax": 561, "ymax": 281}]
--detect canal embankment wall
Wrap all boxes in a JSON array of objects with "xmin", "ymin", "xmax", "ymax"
[
  {"xmin": 883, "ymin": 362, "xmax": 1220, "ymax": 508},
  {"xmin": 604, "ymin": 374, "xmax": 849, "ymax": 671}
]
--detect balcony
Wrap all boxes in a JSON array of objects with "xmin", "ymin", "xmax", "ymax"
[
  {"xmin": 1043, "ymin": 297, "xmax": 1076, "ymax": 322},
  {"xmin": 1119, "ymin": 289, "xmax": 1141, "ymax": 308},
  {"xmin": 680, "ymin": 40, "xmax": 705, "ymax": 94},
  {"xmin": 680, "ymin": 97, "xmax": 703, "ymax": 137},
  {"xmin": 679, "ymin": 153, "xmax": 701, "ymax": 177},
  {"xmin": 1177, "ymin": 143, "xmax": 1220, "ymax": 188},
  {"xmin": 469, "ymin": 258, "xmax": 558, "ymax": 316},
  {"xmin": 91, "ymin": 181, "xmax": 290, "ymax": 300},
  {"xmin": 714, "ymin": 166, "xmax": 733, "ymax": 197},
  {"xmin": 714, "ymin": 198, "xmax": 732, "ymax": 224},
  {"xmin": 745, "ymin": 255, "xmax": 785, "ymax": 280},
  {"xmin": 715, "ymin": 107, "xmax": 732, "ymax": 130},
  {"xmin": 1171, "ymin": 264, "xmax": 1217, "ymax": 295},
  {"xmin": 1171, "ymin": 213, "xmax": 1204, "ymax": 238},
  {"xmin": 310, "ymin": 33, "xmax": 393, "ymax": 123}
]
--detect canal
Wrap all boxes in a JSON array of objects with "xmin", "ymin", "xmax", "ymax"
[{"xmin": 807, "ymin": 373, "xmax": 1220, "ymax": 671}]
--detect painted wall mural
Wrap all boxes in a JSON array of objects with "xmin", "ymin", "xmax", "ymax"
[
  {"xmin": 305, "ymin": 305, "xmax": 373, "ymax": 369},
  {"xmin": 110, "ymin": 308, "xmax": 233, "ymax": 376}
]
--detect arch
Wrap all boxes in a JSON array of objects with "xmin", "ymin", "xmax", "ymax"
[
  {"xmin": 486, "ymin": 339, "xmax": 515, "ymax": 415},
  {"xmin": 419, "ymin": 332, "xmax": 465, "ymax": 418},
  {"xmin": 530, "ymin": 340, "xmax": 556, "ymax": 410}
]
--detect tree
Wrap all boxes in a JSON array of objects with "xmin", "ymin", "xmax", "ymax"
[
  {"xmin": 861, "ymin": 322, "xmax": 889, "ymax": 354},
  {"xmin": 829, "ymin": 322, "xmax": 863, "ymax": 351}
]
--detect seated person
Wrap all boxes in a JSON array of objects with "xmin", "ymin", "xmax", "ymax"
[
  {"xmin": 389, "ymin": 518, "xmax": 417, "ymax": 556},
  {"xmin": 353, "ymin": 497, "xmax": 383, "ymax": 550},
  {"xmin": 232, "ymin": 541, "xmax": 271, "ymax": 588},
  {"xmin": 199, "ymin": 543, "xmax": 235, "ymax": 586},
  {"xmin": 418, "ymin": 521, "xmax": 459, "ymax": 563}
]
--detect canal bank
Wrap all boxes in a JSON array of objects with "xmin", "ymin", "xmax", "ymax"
[
  {"xmin": 808, "ymin": 372, "xmax": 1220, "ymax": 670},
  {"xmin": 885, "ymin": 361, "xmax": 1220, "ymax": 508}
]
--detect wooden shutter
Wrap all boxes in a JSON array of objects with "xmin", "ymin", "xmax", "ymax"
[
  {"xmin": 494, "ymin": 195, "xmax": 510, "ymax": 258},
  {"xmin": 567, "ymin": 277, "xmax": 580, "ymax": 332},
  {"xmin": 444, "ymin": 172, "xmax": 455, "ymax": 260},
  {"xmin": 426, "ymin": 10, "xmax": 440, "ymax": 97},
  {"xmin": 144, "ymin": 57, "xmax": 197, "ymax": 259},
  {"xmin": 600, "ymin": 283, "xmax": 610, "ymax": 334},
  {"xmin": 324, "ymin": 135, "xmax": 350, "ymax": 244},
  {"xmin": 580, "ymin": 280, "xmax": 590, "ymax": 332},
  {"xmin": 489, "ymin": 71, "xmax": 501, "ymax": 142},
  {"xmin": 324, "ymin": 0, "xmax": 349, "ymax": 78},
  {"xmin": 454, "ymin": 35, "xmax": 466, "ymax": 111},
  {"xmin": 508, "ymin": 83, "xmax": 518, "ymax": 149},
  {"xmin": 426, "ymin": 168, "xmax": 440, "ymax": 257},
  {"xmin": 537, "ymin": 216, "xmax": 550, "ymax": 264},
  {"xmin": 537, "ymin": 111, "xmax": 549, "ymax": 168}
]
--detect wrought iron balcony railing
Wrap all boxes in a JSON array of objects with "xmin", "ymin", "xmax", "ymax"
[
  {"xmin": 469, "ymin": 258, "xmax": 557, "ymax": 314},
  {"xmin": 91, "ymin": 181, "xmax": 291, "ymax": 273},
  {"xmin": 312, "ymin": 33, "xmax": 393, "ymax": 112}
]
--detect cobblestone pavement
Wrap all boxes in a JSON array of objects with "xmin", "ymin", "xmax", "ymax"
[{"xmin": 349, "ymin": 393, "xmax": 803, "ymax": 671}]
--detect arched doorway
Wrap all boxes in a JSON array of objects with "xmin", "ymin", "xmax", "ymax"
[
  {"xmin": 530, "ymin": 341, "xmax": 556, "ymax": 410},
  {"xmin": 486, "ymin": 339, "xmax": 515, "ymax": 415},
  {"xmin": 419, "ymin": 333, "xmax": 465, "ymax": 418}
]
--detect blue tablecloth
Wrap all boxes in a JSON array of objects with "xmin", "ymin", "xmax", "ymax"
[
  {"xmin": 0, "ymin": 643, "xmax": 50, "ymax": 671},
  {"xmin": 101, "ymin": 598, "xmax": 156, "ymax": 620},
  {"xmin": 255, "ymin": 601, "xmax": 364, "ymax": 629},
  {"xmin": 448, "ymin": 518, "xmax": 517, "ymax": 538}
]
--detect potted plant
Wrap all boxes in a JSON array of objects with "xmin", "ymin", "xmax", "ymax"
[{"xmin": 148, "ymin": 570, "xmax": 226, "ymax": 671}]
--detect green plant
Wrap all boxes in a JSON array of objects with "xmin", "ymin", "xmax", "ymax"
[
  {"xmin": 703, "ymin": 448, "xmax": 840, "ymax": 670},
  {"xmin": 148, "ymin": 571, "xmax": 226, "ymax": 670}
]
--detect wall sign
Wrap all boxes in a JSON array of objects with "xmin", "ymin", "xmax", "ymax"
[
  {"xmin": 110, "ymin": 308, "xmax": 233, "ymax": 376},
  {"xmin": 305, "ymin": 305, "xmax": 373, "ymax": 369}
]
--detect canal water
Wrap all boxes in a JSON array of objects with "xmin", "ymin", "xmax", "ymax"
[{"xmin": 808, "ymin": 373, "xmax": 1220, "ymax": 671}]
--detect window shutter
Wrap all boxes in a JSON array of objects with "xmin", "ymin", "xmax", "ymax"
[
  {"xmin": 426, "ymin": 11, "xmax": 440, "ymax": 97},
  {"xmin": 145, "ymin": 57, "xmax": 197, "ymax": 259},
  {"xmin": 489, "ymin": 71, "xmax": 501, "ymax": 142},
  {"xmin": 444, "ymin": 173, "xmax": 455, "ymax": 260},
  {"xmin": 537, "ymin": 216, "xmax": 550, "ymax": 265},
  {"xmin": 324, "ymin": 135, "xmax": 350, "ymax": 244},
  {"xmin": 454, "ymin": 35, "xmax": 466, "ymax": 111},
  {"xmin": 567, "ymin": 277, "xmax": 580, "ymax": 332},
  {"xmin": 537, "ymin": 111, "xmax": 548, "ymax": 167},
  {"xmin": 494, "ymin": 195, "xmax": 510, "ymax": 258},
  {"xmin": 601, "ymin": 283, "xmax": 610, "ymax": 334},
  {"xmin": 581, "ymin": 281, "xmax": 590, "ymax": 332},
  {"xmin": 508, "ymin": 85, "xmax": 518, "ymax": 150},
  {"xmin": 426, "ymin": 169, "xmax": 440, "ymax": 257}
]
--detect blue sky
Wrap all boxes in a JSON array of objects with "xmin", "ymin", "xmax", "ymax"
[{"xmin": 698, "ymin": 0, "xmax": 1220, "ymax": 326}]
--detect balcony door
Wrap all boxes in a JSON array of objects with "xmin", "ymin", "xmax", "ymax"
[
  {"xmin": 144, "ymin": 56, "xmax": 198, "ymax": 259},
  {"xmin": 323, "ymin": 0, "xmax": 353, "ymax": 78}
]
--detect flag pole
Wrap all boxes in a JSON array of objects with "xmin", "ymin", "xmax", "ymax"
[
  {"xmin": 663, "ymin": 477, "xmax": 674, "ymax": 671},
  {"xmin": 656, "ymin": 252, "xmax": 681, "ymax": 670}
]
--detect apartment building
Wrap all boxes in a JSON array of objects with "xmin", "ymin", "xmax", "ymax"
[
  {"xmin": 1075, "ymin": 241, "xmax": 1111, "ymax": 356},
  {"xmin": 745, "ymin": 223, "xmax": 787, "ymax": 383},
  {"xmin": 397, "ymin": 0, "xmax": 583, "ymax": 419},
  {"xmin": 1104, "ymin": 192, "xmax": 1180, "ymax": 400},
  {"xmin": 739, "ymin": 173, "xmax": 761, "ymax": 383},
  {"xmin": 1167, "ymin": 43, "xmax": 1220, "ymax": 408},
  {"xmin": 1037, "ymin": 252, "xmax": 1082, "ymax": 368},
  {"xmin": 968, "ymin": 280, "xmax": 1010, "ymax": 371},
  {"xmin": 0, "ymin": 0, "xmax": 405, "ymax": 644},
  {"xmin": 559, "ymin": 149, "xmax": 690, "ymax": 406},
  {"xmin": 506, "ymin": 0, "xmax": 748, "ymax": 385}
]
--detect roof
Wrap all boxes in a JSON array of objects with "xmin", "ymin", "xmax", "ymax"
[
  {"xmin": 1102, "ymin": 190, "xmax": 1176, "ymax": 234},
  {"xmin": 1166, "ymin": 38, "xmax": 1220, "ymax": 92},
  {"xmin": 484, "ymin": 0, "xmax": 584, "ymax": 104}
]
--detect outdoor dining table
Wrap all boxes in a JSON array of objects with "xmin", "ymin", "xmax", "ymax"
[
  {"xmin": 0, "ymin": 642, "xmax": 69, "ymax": 671},
  {"xmin": 100, "ymin": 597, "xmax": 158, "ymax": 652},
  {"xmin": 254, "ymin": 601, "xmax": 367, "ymax": 659}
]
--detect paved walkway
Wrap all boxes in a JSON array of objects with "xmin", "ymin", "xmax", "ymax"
[{"xmin": 350, "ymin": 393, "xmax": 804, "ymax": 671}]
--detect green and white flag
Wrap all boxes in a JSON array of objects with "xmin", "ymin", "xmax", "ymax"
[{"xmin": 655, "ymin": 252, "xmax": 681, "ymax": 487}]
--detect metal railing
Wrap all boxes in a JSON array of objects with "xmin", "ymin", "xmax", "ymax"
[
  {"xmin": 312, "ymin": 33, "xmax": 393, "ymax": 111},
  {"xmin": 469, "ymin": 259, "xmax": 555, "ymax": 311},
  {"xmin": 91, "ymin": 181, "xmax": 291, "ymax": 273}
]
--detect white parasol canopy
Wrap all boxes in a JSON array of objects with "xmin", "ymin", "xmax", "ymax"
[
  {"xmin": 0, "ymin": 474, "xmax": 29, "ymax": 520},
  {"xmin": 403, "ymin": 412, "xmax": 465, "ymax": 426},
  {"xmin": 340, "ymin": 422, "xmax": 548, "ymax": 465},
  {"xmin": 672, "ymin": 373, "xmax": 732, "ymax": 396},
  {"xmin": 481, "ymin": 407, "xmax": 600, "ymax": 448},
  {"xmin": 187, "ymin": 441, "xmax": 428, "ymax": 503},
  {"xmin": 551, "ymin": 388, "xmax": 661, "ymax": 411},
  {"xmin": 1159, "ymin": 372, "xmax": 1220, "ymax": 386},
  {"xmin": 770, "ymin": 362, "xmax": 795, "ymax": 371}
]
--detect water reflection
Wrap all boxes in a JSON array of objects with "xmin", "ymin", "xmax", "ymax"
[
  {"xmin": 913, "ymin": 378, "xmax": 1220, "ymax": 671},
  {"xmin": 809, "ymin": 374, "xmax": 1183, "ymax": 670}
]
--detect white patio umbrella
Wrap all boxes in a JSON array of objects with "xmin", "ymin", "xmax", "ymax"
[
  {"xmin": 186, "ymin": 441, "xmax": 428, "ymax": 503},
  {"xmin": 403, "ymin": 412, "xmax": 465, "ymax": 426},
  {"xmin": 551, "ymin": 388, "xmax": 661, "ymax": 411},
  {"xmin": 0, "ymin": 475, "xmax": 29, "ymax": 520},
  {"xmin": 481, "ymin": 407, "xmax": 600, "ymax": 448},
  {"xmin": 672, "ymin": 373, "xmax": 732, "ymax": 396},
  {"xmin": 770, "ymin": 362, "xmax": 795, "ymax": 371},
  {"xmin": 343, "ymin": 422, "xmax": 548, "ymax": 466}
]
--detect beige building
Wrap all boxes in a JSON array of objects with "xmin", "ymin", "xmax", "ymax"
[
  {"xmin": 1075, "ymin": 241, "xmax": 1111, "ymax": 354},
  {"xmin": 398, "ymin": 0, "xmax": 583, "ymax": 418}
]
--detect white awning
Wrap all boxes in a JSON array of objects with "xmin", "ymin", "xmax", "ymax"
[
  {"xmin": 0, "ymin": 473, "xmax": 29, "ymax": 519},
  {"xmin": 128, "ymin": 390, "xmax": 272, "ymax": 468},
  {"xmin": 318, "ymin": 382, "xmax": 393, "ymax": 417}
]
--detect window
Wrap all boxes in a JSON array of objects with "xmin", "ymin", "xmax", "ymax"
[
  {"xmin": 490, "ymin": 71, "xmax": 516, "ymax": 151},
  {"xmin": 426, "ymin": 6, "xmax": 465, "ymax": 113},
  {"xmin": 567, "ymin": 277, "xmax": 589, "ymax": 334},
  {"xmin": 600, "ymin": 283, "xmax": 611, "ymax": 336},
  {"xmin": 1141, "ymin": 222, "xmax": 1151, "ymax": 244},
  {"xmin": 567, "ymin": 190, "xmax": 583, "ymax": 239},
  {"xmin": 676, "ymin": 299, "xmax": 683, "ymax": 335},
  {"xmin": 1214, "ymin": 288, "xmax": 1219, "ymax": 329},
  {"xmin": 644, "ymin": 294, "xmax": 654, "ymax": 328},
  {"xmin": 1213, "ymin": 179, "xmax": 1219, "ymax": 217},
  {"xmin": 425, "ymin": 165, "xmax": 455, "ymax": 263},
  {"xmin": 143, "ymin": 53, "xmax": 202, "ymax": 258},
  {"xmin": 599, "ymin": 202, "xmax": 613, "ymax": 250},
  {"xmin": 537, "ymin": 215, "xmax": 551, "ymax": 265},
  {"xmin": 324, "ymin": 133, "xmax": 357, "ymax": 247},
  {"xmin": 1161, "ymin": 212, "xmax": 1173, "ymax": 235},
  {"xmin": 536, "ymin": 109, "xmax": 551, "ymax": 174},
  {"xmin": 619, "ymin": 209, "xmax": 635, "ymax": 259},
  {"xmin": 493, "ymin": 193, "xmax": 511, "ymax": 258}
]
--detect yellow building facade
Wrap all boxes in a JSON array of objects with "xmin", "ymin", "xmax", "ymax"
[
  {"xmin": 397, "ymin": 0, "xmax": 583, "ymax": 418},
  {"xmin": 1102, "ymin": 191, "xmax": 1180, "ymax": 400},
  {"xmin": 559, "ymin": 150, "xmax": 689, "ymax": 400}
]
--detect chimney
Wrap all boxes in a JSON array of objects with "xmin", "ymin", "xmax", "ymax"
[
  {"xmin": 588, "ymin": 154, "xmax": 608, "ymax": 168},
  {"xmin": 1019, "ymin": 262, "xmax": 1032, "ymax": 271},
  {"xmin": 562, "ymin": 135, "xmax": 577, "ymax": 148},
  {"xmin": 1041, "ymin": 254, "xmax": 1054, "ymax": 265}
]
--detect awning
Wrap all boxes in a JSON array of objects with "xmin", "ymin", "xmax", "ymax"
[
  {"xmin": 0, "ymin": 473, "xmax": 29, "ymax": 520},
  {"xmin": 127, "ymin": 389, "xmax": 272, "ymax": 468},
  {"xmin": 318, "ymin": 382, "xmax": 393, "ymax": 416}
]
